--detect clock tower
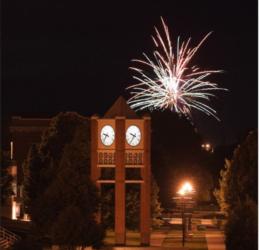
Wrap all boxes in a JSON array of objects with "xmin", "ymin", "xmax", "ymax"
[{"xmin": 90, "ymin": 96, "xmax": 151, "ymax": 245}]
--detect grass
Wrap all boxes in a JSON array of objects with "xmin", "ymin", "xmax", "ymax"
[
  {"xmin": 104, "ymin": 229, "xmax": 208, "ymax": 250},
  {"xmin": 163, "ymin": 230, "xmax": 208, "ymax": 250},
  {"xmin": 104, "ymin": 230, "xmax": 141, "ymax": 246}
]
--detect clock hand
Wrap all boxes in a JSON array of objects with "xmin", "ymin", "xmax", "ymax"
[
  {"xmin": 130, "ymin": 132, "xmax": 136, "ymax": 138},
  {"xmin": 130, "ymin": 133, "xmax": 136, "ymax": 144},
  {"xmin": 103, "ymin": 133, "xmax": 109, "ymax": 142}
]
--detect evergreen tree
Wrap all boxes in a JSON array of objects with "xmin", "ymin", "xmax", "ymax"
[
  {"xmin": 215, "ymin": 131, "xmax": 258, "ymax": 250},
  {"xmin": 23, "ymin": 112, "xmax": 104, "ymax": 249},
  {"xmin": 126, "ymin": 185, "xmax": 140, "ymax": 230},
  {"xmin": 47, "ymin": 140, "xmax": 104, "ymax": 249},
  {"xmin": 23, "ymin": 144, "xmax": 43, "ymax": 216},
  {"xmin": 225, "ymin": 131, "xmax": 257, "ymax": 250},
  {"xmin": 225, "ymin": 197, "xmax": 257, "ymax": 250},
  {"xmin": 102, "ymin": 176, "xmax": 163, "ymax": 230},
  {"xmin": 101, "ymin": 185, "xmax": 115, "ymax": 229},
  {"xmin": 213, "ymin": 159, "xmax": 232, "ymax": 214},
  {"xmin": 151, "ymin": 176, "xmax": 163, "ymax": 228},
  {"xmin": 227, "ymin": 131, "xmax": 257, "ymax": 207},
  {"xmin": 0, "ymin": 151, "xmax": 13, "ymax": 205}
]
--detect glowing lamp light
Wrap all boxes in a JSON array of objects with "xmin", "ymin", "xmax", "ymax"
[
  {"xmin": 201, "ymin": 143, "xmax": 213, "ymax": 152},
  {"xmin": 12, "ymin": 201, "xmax": 17, "ymax": 220},
  {"xmin": 183, "ymin": 182, "xmax": 193, "ymax": 192},
  {"xmin": 11, "ymin": 201, "xmax": 20, "ymax": 220},
  {"xmin": 178, "ymin": 189, "xmax": 185, "ymax": 196},
  {"xmin": 178, "ymin": 181, "xmax": 193, "ymax": 196}
]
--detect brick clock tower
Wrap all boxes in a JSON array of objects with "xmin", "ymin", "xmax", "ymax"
[{"xmin": 90, "ymin": 96, "xmax": 151, "ymax": 245}]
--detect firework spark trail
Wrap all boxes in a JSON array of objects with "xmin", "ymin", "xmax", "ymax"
[{"xmin": 127, "ymin": 18, "xmax": 227, "ymax": 120}]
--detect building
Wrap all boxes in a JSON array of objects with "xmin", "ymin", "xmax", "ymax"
[
  {"xmin": 2, "ymin": 117, "xmax": 51, "ymax": 220},
  {"xmin": 2, "ymin": 97, "xmax": 152, "ymax": 245}
]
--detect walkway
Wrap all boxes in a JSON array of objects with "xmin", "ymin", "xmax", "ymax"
[
  {"xmin": 205, "ymin": 231, "xmax": 226, "ymax": 250},
  {"xmin": 150, "ymin": 230, "xmax": 167, "ymax": 246}
]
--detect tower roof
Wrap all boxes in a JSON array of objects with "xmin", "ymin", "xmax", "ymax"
[{"xmin": 104, "ymin": 96, "xmax": 139, "ymax": 118}]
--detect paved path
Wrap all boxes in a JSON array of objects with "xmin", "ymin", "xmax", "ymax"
[
  {"xmin": 150, "ymin": 230, "xmax": 186, "ymax": 249},
  {"xmin": 150, "ymin": 230, "xmax": 167, "ymax": 246},
  {"xmin": 205, "ymin": 231, "xmax": 226, "ymax": 250}
]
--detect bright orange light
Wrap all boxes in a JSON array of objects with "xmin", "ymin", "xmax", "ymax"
[
  {"xmin": 183, "ymin": 182, "xmax": 193, "ymax": 192},
  {"xmin": 178, "ymin": 189, "xmax": 185, "ymax": 195},
  {"xmin": 12, "ymin": 201, "xmax": 17, "ymax": 220},
  {"xmin": 177, "ymin": 181, "xmax": 193, "ymax": 196}
]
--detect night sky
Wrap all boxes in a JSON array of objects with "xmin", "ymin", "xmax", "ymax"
[{"xmin": 2, "ymin": 1, "xmax": 258, "ymax": 146}]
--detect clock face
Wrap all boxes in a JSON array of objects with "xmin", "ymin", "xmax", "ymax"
[
  {"xmin": 126, "ymin": 125, "xmax": 141, "ymax": 146},
  {"xmin": 100, "ymin": 125, "xmax": 115, "ymax": 146}
]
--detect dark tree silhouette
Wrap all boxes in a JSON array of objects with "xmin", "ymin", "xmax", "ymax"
[
  {"xmin": 1, "ymin": 151, "xmax": 13, "ymax": 205},
  {"xmin": 217, "ymin": 130, "xmax": 258, "ymax": 250},
  {"xmin": 23, "ymin": 112, "xmax": 104, "ymax": 249}
]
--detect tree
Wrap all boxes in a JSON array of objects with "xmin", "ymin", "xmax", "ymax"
[
  {"xmin": 125, "ymin": 185, "xmax": 140, "ymax": 230},
  {"xmin": 101, "ymin": 176, "xmax": 163, "ymax": 230},
  {"xmin": 225, "ymin": 197, "xmax": 257, "ymax": 250},
  {"xmin": 101, "ymin": 184, "xmax": 115, "ymax": 229},
  {"xmin": 213, "ymin": 159, "xmax": 232, "ymax": 214},
  {"xmin": 227, "ymin": 131, "xmax": 257, "ymax": 207},
  {"xmin": 23, "ymin": 112, "xmax": 104, "ymax": 249},
  {"xmin": 215, "ymin": 130, "xmax": 257, "ymax": 250},
  {"xmin": 23, "ymin": 144, "xmax": 43, "ymax": 215},
  {"xmin": 0, "ymin": 151, "xmax": 13, "ymax": 205},
  {"xmin": 47, "ymin": 140, "xmax": 104, "ymax": 249},
  {"xmin": 151, "ymin": 176, "xmax": 163, "ymax": 228}
]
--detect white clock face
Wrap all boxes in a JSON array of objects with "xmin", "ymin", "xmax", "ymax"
[
  {"xmin": 126, "ymin": 125, "xmax": 141, "ymax": 146},
  {"xmin": 101, "ymin": 125, "xmax": 115, "ymax": 146}
]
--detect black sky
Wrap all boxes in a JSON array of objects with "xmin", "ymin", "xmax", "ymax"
[{"xmin": 2, "ymin": 0, "xmax": 258, "ymax": 146}]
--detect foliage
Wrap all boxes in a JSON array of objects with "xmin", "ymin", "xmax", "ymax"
[
  {"xmin": 23, "ymin": 144, "xmax": 43, "ymax": 215},
  {"xmin": 102, "ymin": 176, "xmax": 163, "ymax": 230},
  {"xmin": 151, "ymin": 176, "xmax": 164, "ymax": 228},
  {"xmin": 23, "ymin": 112, "xmax": 104, "ymax": 248},
  {"xmin": 213, "ymin": 159, "xmax": 232, "ymax": 214},
  {"xmin": 101, "ymin": 184, "xmax": 114, "ymax": 229},
  {"xmin": 214, "ymin": 131, "xmax": 258, "ymax": 250},
  {"xmin": 227, "ymin": 131, "xmax": 257, "ymax": 207},
  {"xmin": 225, "ymin": 197, "xmax": 257, "ymax": 250},
  {"xmin": 126, "ymin": 185, "xmax": 140, "ymax": 230},
  {"xmin": 0, "ymin": 151, "xmax": 13, "ymax": 205}
]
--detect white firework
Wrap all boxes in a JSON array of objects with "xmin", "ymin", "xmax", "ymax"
[{"xmin": 127, "ymin": 18, "xmax": 227, "ymax": 120}]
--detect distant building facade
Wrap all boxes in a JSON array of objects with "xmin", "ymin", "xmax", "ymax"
[
  {"xmin": 3, "ymin": 97, "xmax": 152, "ymax": 245},
  {"xmin": 10, "ymin": 116, "xmax": 51, "ymax": 179},
  {"xmin": 3, "ymin": 117, "xmax": 51, "ymax": 220}
]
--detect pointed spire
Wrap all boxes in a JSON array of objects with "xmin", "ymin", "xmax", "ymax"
[{"xmin": 104, "ymin": 96, "xmax": 139, "ymax": 118}]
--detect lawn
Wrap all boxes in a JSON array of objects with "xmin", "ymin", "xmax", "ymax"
[
  {"xmin": 104, "ymin": 229, "xmax": 208, "ymax": 250},
  {"xmin": 104, "ymin": 230, "xmax": 141, "ymax": 246},
  {"xmin": 164, "ymin": 230, "xmax": 208, "ymax": 250}
]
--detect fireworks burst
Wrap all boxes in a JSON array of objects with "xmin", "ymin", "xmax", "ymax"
[{"xmin": 127, "ymin": 18, "xmax": 227, "ymax": 120}]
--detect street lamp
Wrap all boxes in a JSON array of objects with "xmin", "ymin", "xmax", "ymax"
[{"xmin": 177, "ymin": 181, "xmax": 194, "ymax": 247}]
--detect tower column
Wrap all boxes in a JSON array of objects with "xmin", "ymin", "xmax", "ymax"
[
  {"xmin": 115, "ymin": 117, "xmax": 126, "ymax": 245},
  {"xmin": 140, "ymin": 116, "xmax": 151, "ymax": 245}
]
